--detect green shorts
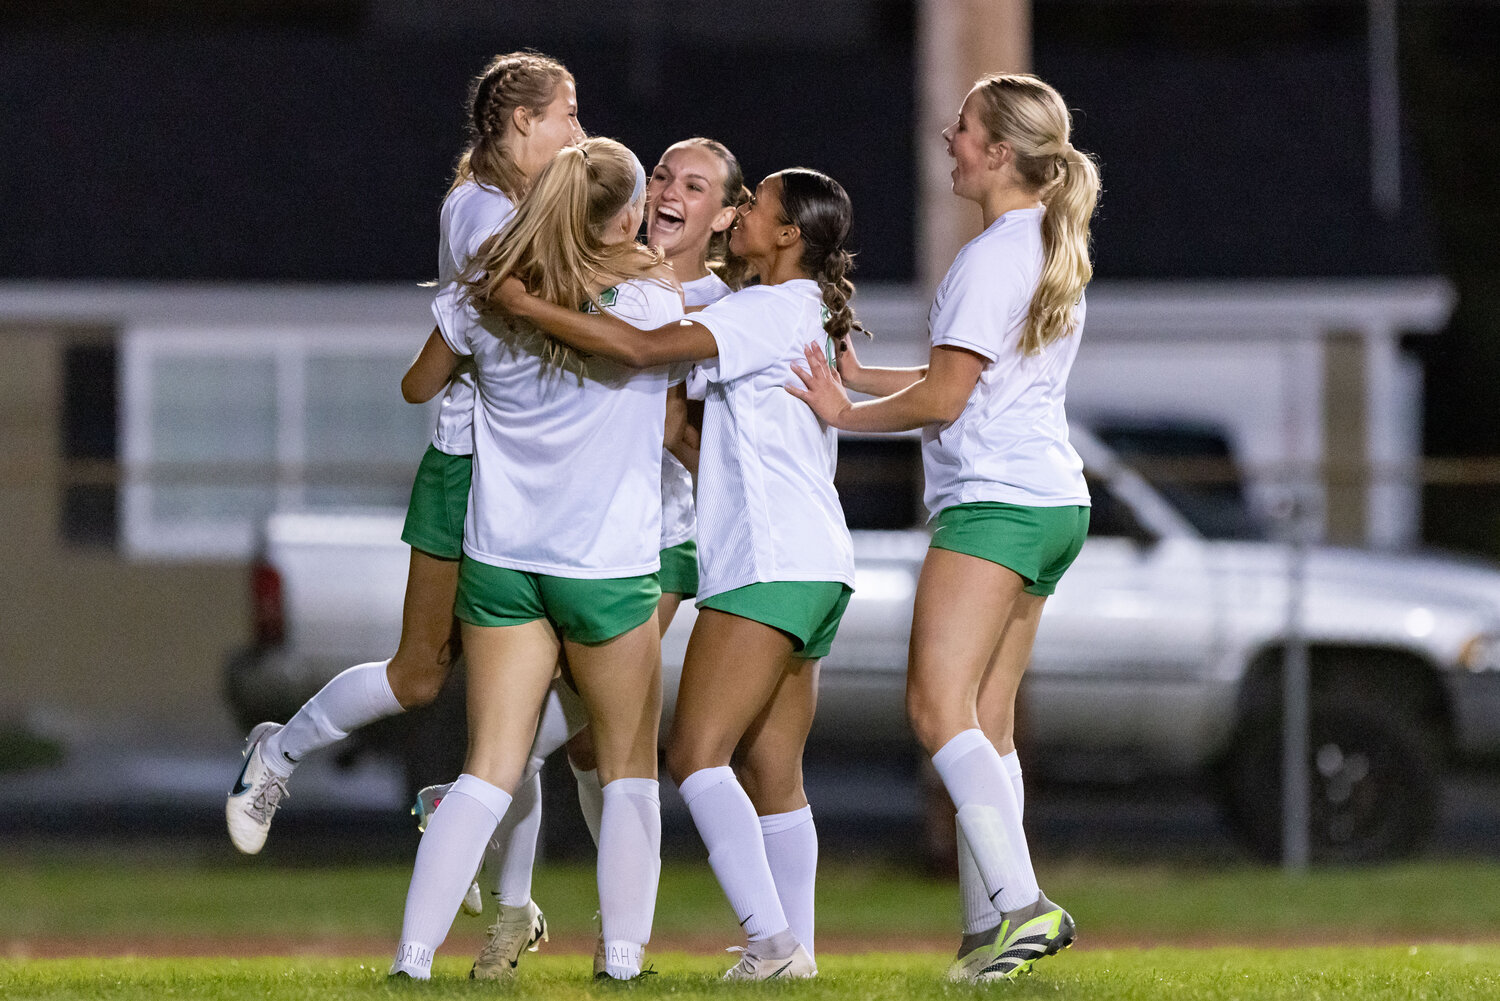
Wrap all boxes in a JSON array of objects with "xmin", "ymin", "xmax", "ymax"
[
  {"xmin": 400, "ymin": 445, "xmax": 472, "ymax": 561},
  {"xmin": 455, "ymin": 555, "xmax": 661, "ymax": 644},
  {"xmin": 658, "ymin": 540, "xmax": 698, "ymax": 598},
  {"xmin": 929, "ymin": 501, "xmax": 1089, "ymax": 596},
  {"xmin": 698, "ymin": 580, "xmax": 853, "ymax": 660}
]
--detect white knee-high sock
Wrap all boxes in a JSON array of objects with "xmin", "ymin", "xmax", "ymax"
[
  {"xmin": 572, "ymin": 763, "xmax": 604, "ymax": 847},
  {"xmin": 678, "ymin": 766, "xmax": 790, "ymax": 943},
  {"xmin": 393, "ymin": 774, "xmax": 511, "ymax": 979},
  {"xmin": 1001, "ymin": 750, "xmax": 1024, "ymax": 817},
  {"xmin": 958, "ymin": 829, "xmax": 1002, "ymax": 934},
  {"xmin": 759, "ymin": 806, "xmax": 818, "ymax": 956},
  {"xmin": 597, "ymin": 777, "xmax": 661, "ymax": 979},
  {"xmin": 931, "ymin": 729, "xmax": 1038, "ymax": 914},
  {"xmin": 958, "ymin": 748, "xmax": 1027, "ymax": 933},
  {"xmin": 532, "ymin": 688, "xmax": 574, "ymax": 762},
  {"xmin": 263, "ymin": 660, "xmax": 402, "ymax": 775},
  {"xmin": 486, "ymin": 769, "xmax": 543, "ymax": 907}
]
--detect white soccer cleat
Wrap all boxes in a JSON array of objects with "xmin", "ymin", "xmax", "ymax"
[
  {"xmin": 226, "ymin": 722, "xmax": 289, "ymax": 855},
  {"xmin": 462, "ymin": 880, "xmax": 484, "ymax": 917},
  {"xmin": 412, "ymin": 783, "xmax": 483, "ymax": 916},
  {"xmin": 470, "ymin": 899, "xmax": 548, "ymax": 980},
  {"xmin": 722, "ymin": 942, "xmax": 817, "ymax": 981}
]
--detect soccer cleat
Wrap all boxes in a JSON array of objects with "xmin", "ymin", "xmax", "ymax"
[
  {"xmin": 722, "ymin": 943, "xmax": 818, "ymax": 981},
  {"xmin": 951, "ymin": 892, "xmax": 1076, "ymax": 983},
  {"xmin": 469, "ymin": 899, "xmax": 548, "ymax": 980},
  {"xmin": 412, "ymin": 784, "xmax": 483, "ymax": 916},
  {"xmin": 593, "ymin": 965, "xmax": 657, "ymax": 984},
  {"xmin": 226, "ymin": 722, "xmax": 290, "ymax": 854},
  {"xmin": 592, "ymin": 933, "xmax": 608, "ymax": 978}
]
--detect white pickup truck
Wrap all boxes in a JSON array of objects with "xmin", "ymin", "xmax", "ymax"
[{"xmin": 224, "ymin": 423, "xmax": 1500, "ymax": 863}]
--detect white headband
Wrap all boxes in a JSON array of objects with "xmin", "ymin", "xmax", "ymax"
[{"xmin": 629, "ymin": 150, "xmax": 647, "ymax": 205}]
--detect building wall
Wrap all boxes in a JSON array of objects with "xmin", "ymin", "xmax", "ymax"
[{"xmin": 0, "ymin": 326, "xmax": 243, "ymax": 747}]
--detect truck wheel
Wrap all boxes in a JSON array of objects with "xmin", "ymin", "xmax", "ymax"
[{"xmin": 1226, "ymin": 700, "xmax": 1439, "ymax": 863}]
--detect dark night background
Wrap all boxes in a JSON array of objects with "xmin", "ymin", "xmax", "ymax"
[{"xmin": 4, "ymin": 0, "xmax": 1499, "ymax": 551}]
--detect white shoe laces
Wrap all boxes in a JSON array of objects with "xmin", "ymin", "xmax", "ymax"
[{"xmin": 246, "ymin": 774, "xmax": 288, "ymax": 824}]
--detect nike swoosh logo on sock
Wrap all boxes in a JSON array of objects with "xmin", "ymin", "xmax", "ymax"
[{"xmin": 739, "ymin": 914, "xmax": 753, "ymax": 927}]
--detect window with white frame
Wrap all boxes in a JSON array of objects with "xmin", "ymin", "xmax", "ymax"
[{"xmin": 121, "ymin": 325, "xmax": 437, "ymax": 559}]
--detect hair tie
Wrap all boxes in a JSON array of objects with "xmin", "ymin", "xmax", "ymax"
[{"xmin": 578, "ymin": 145, "xmax": 590, "ymax": 162}]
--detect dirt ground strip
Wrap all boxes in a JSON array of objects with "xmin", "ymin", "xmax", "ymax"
[{"xmin": 10, "ymin": 929, "xmax": 1500, "ymax": 961}]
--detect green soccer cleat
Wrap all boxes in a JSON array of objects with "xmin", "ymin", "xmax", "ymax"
[{"xmin": 947, "ymin": 892, "xmax": 1076, "ymax": 983}]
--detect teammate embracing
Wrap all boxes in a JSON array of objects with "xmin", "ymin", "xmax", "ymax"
[
  {"xmin": 392, "ymin": 137, "xmax": 681, "ymax": 982},
  {"xmin": 226, "ymin": 52, "xmax": 581, "ymax": 868},
  {"xmin": 495, "ymin": 166, "xmax": 863, "ymax": 980}
]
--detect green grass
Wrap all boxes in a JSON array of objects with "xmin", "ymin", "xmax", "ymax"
[
  {"xmin": 4, "ymin": 856, "xmax": 1500, "ymax": 998},
  {"xmin": 5, "ymin": 856, "xmax": 1500, "ymax": 944},
  {"xmin": 3, "ymin": 948, "xmax": 1499, "ymax": 1001}
]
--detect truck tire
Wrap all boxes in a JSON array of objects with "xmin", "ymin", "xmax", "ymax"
[{"xmin": 1226, "ymin": 699, "xmax": 1439, "ymax": 864}]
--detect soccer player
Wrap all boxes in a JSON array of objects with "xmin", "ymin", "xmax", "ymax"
[
  {"xmin": 226, "ymin": 53, "xmax": 582, "ymax": 865},
  {"xmin": 416, "ymin": 134, "xmax": 752, "ymax": 979},
  {"xmin": 787, "ymin": 73, "xmax": 1100, "ymax": 982},
  {"xmin": 391, "ymin": 137, "xmax": 681, "ymax": 982},
  {"xmin": 494, "ymin": 166, "xmax": 863, "ymax": 979}
]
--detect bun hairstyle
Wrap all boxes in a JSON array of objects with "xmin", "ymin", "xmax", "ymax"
[
  {"xmin": 451, "ymin": 50, "xmax": 573, "ymax": 200},
  {"xmin": 775, "ymin": 168, "xmax": 867, "ymax": 342},
  {"xmin": 461, "ymin": 137, "xmax": 664, "ymax": 378},
  {"xmin": 971, "ymin": 73, "xmax": 1101, "ymax": 355},
  {"xmin": 673, "ymin": 138, "xmax": 752, "ymax": 290}
]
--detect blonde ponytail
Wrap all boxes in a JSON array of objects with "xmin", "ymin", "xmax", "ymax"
[
  {"xmin": 973, "ymin": 74, "xmax": 1101, "ymax": 355},
  {"xmin": 460, "ymin": 137, "xmax": 665, "ymax": 378}
]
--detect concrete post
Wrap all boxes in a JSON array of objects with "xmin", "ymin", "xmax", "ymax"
[{"xmin": 916, "ymin": 0, "xmax": 1032, "ymax": 295}]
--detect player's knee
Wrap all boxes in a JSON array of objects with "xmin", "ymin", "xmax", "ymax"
[
  {"xmin": 386, "ymin": 655, "xmax": 451, "ymax": 709},
  {"xmin": 565, "ymin": 729, "xmax": 598, "ymax": 772},
  {"xmin": 665, "ymin": 733, "xmax": 726, "ymax": 787},
  {"xmin": 906, "ymin": 684, "xmax": 965, "ymax": 756},
  {"xmin": 737, "ymin": 757, "xmax": 801, "ymax": 814}
]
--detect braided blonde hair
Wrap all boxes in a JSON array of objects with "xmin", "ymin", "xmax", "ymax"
[
  {"xmin": 450, "ymin": 51, "xmax": 572, "ymax": 200},
  {"xmin": 972, "ymin": 73, "xmax": 1101, "ymax": 355}
]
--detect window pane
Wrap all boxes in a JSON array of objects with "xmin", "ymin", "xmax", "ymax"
[
  {"xmin": 150, "ymin": 357, "xmax": 276, "ymax": 462},
  {"xmin": 304, "ymin": 355, "xmax": 431, "ymax": 465}
]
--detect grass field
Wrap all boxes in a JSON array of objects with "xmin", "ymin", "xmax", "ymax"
[{"xmin": 3, "ymin": 855, "xmax": 1500, "ymax": 998}]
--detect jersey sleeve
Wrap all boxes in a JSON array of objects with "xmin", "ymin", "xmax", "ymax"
[
  {"xmin": 461, "ymin": 192, "xmax": 516, "ymax": 262},
  {"xmin": 927, "ymin": 245, "xmax": 1030, "ymax": 362},
  {"xmin": 430, "ymin": 285, "xmax": 475, "ymax": 357},
  {"xmin": 609, "ymin": 280, "xmax": 690, "ymax": 384},
  {"xmin": 693, "ymin": 288, "xmax": 787, "ymax": 383}
]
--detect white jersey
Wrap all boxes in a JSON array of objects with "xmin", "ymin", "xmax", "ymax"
[
  {"xmin": 659, "ymin": 271, "xmax": 733, "ymax": 550},
  {"xmin": 429, "ymin": 181, "xmax": 517, "ymax": 457},
  {"xmin": 692, "ymin": 279, "xmax": 856, "ymax": 599},
  {"xmin": 922, "ymin": 206, "xmax": 1090, "ymax": 515},
  {"xmin": 433, "ymin": 278, "xmax": 685, "ymax": 577}
]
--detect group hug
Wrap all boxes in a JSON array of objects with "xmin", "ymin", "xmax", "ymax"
[{"xmin": 225, "ymin": 49, "xmax": 1100, "ymax": 985}]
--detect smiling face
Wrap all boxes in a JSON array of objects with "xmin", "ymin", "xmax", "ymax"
[
  {"xmin": 728, "ymin": 174, "xmax": 788, "ymax": 262},
  {"xmin": 645, "ymin": 142, "xmax": 734, "ymax": 267},
  {"xmin": 942, "ymin": 86, "xmax": 1000, "ymax": 202}
]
